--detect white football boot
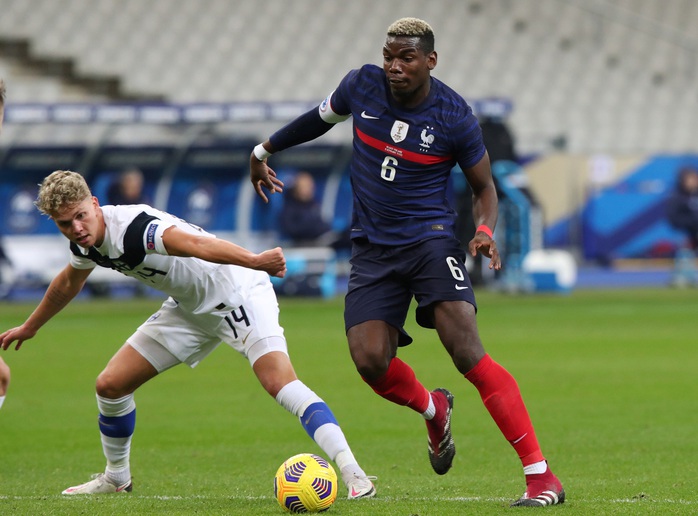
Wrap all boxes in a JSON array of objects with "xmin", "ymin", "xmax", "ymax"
[
  {"xmin": 62, "ymin": 473, "xmax": 133, "ymax": 495},
  {"xmin": 341, "ymin": 469, "xmax": 377, "ymax": 500}
]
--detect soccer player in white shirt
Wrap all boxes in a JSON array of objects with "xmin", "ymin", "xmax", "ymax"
[{"xmin": 0, "ymin": 170, "xmax": 375, "ymax": 499}]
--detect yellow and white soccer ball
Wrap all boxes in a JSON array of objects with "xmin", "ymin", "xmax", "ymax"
[{"xmin": 274, "ymin": 453, "xmax": 338, "ymax": 513}]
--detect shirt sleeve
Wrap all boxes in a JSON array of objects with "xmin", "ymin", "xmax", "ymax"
[
  {"xmin": 326, "ymin": 69, "xmax": 360, "ymax": 118},
  {"xmin": 454, "ymin": 111, "xmax": 487, "ymax": 170},
  {"xmin": 144, "ymin": 220, "xmax": 175, "ymax": 256},
  {"xmin": 319, "ymin": 89, "xmax": 351, "ymax": 123},
  {"xmin": 69, "ymin": 252, "xmax": 97, "ymax": 270}
]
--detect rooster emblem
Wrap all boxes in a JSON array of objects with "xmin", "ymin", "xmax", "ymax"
[{"xmin": 420, "ymin": 127, "xmax": 435, "ymax": 149}]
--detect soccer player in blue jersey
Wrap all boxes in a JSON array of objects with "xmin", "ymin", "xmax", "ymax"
[{"xmin": 249, "ymin": 17, "xmax": 564, "ymax": 507}]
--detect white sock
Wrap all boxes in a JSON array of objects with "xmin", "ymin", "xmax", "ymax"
[
  {"xmin": 102, "ymin": 436, "xmax": 132, "ymax": 478},
  {"xmin": 336, "ymin": 450, "xmax": 368, "ymax": 481},
  {"xmin": 313, "ymin": 423, "xmax": 350, "ymax": 463},
  {"xmin": 523, "ymin": 460, "xmax": 548, "ymax": 475},
  {"xmin": 97, "ymin": 394, "xmax": 135, "ymax": 479},
  {"xmin": 105, "ymin": 463, "xmax": 131, "ymax": 485},
  {"xmin": 421, "ymin": 393, "xmax": 436, "ymax": 419},
  {"xmin": 276, "ymin": 380, "xmax": 362, "ymax": 472},
  {"xmin": 0, "ymin": 395, "xmax": 5, "ymax": 410},
  {"xmin": 275, "ymin": 379, "xmax": 319, "ymax": 417}
]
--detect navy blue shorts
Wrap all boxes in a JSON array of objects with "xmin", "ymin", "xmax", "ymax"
[{"xmin": 344, "ymin": 237, "xmax": 477, "ymax": 346}]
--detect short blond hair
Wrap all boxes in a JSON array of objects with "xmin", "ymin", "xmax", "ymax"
[
  {"xmin": 35, "ymin": 170, "xmax": 92, "ymax": 216},
  {"xmin": 386, "ymin": 17, "xmax": 435, "ymax": 53}
]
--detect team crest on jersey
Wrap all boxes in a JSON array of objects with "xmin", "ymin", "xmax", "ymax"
[
  {"xmin": 420, "ymin": 126, "xmax": 435, "ymax": 150},
  {"xmin": 391, "ymin": 120, "xmax": 409, "ymax": 143}
]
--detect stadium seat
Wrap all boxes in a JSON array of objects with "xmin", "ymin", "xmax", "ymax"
[{"xmin": 2, "ymin": 0, "xmax": 698, "ymax": 153}]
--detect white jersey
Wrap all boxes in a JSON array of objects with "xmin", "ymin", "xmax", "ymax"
[{"xmin": 70, "ymin": 204, "xmax": 265, "ymax": 317}]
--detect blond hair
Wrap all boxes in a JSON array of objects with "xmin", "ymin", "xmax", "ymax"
[
  {"xmin": 35, "ymin": 170, "xmax": 92, "ymax": 215},
  {"xmin": 386, "ymin": 17, "xmax": 435, "ymax": 53}
]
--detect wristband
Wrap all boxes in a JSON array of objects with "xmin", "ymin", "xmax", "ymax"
[
  {"xmin": 253, "ymin": 143, "xmax": 272, "ymax": 162},
  {"xmin": 476, "ymin": 224, "xmax": 493, "ymax": 238}
]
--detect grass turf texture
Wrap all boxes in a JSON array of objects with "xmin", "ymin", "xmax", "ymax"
[{"xmin": 1, "ymin": 288, "xmax": 696, "ymax": 515}]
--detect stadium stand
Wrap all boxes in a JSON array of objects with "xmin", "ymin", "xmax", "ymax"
[
  {"xmin": 1, "ymin": 0, "xmax": 698, "ymax": 153},
  {"xmin": 1, "ymin": 0, "xmax": 698, "ymax": 294}
]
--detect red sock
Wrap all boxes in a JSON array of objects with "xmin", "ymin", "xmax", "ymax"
[
  {"xmin": 363, "ymin": 357, "xmax": 431, "ymax": 413},
  {"xmin": 465, "ymin": 354, "xmax": 544, "ymax": 466}
]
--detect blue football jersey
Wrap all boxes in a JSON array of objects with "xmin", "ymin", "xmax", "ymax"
[{"xmin": 325, "ymin": 64, "xmax": 486, "ymax": 245}]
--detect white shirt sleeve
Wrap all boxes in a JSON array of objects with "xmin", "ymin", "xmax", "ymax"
[
  {"xmin": 144, "ymin": 220, "xmax": 176, "ymax": 256},
  {"xmin": 69, "ymin": 252, "xmax": 97, "ymax": 270}
]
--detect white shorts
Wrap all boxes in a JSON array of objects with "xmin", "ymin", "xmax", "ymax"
[{"xmin": 129, "ymin": 280, "xmax": 288, "ymax": 371}]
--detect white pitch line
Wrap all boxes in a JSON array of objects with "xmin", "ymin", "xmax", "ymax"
[{"xmin": 1, "ymin": 494, "xmax": 697, "ymax": 505}]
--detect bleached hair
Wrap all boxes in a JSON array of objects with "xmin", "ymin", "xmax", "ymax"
[
  {"xmin": 386, "ymin": 17, "xmax": 435, "ymax": 53},
  {"xmin": 35, "ymin": 170, "xmax": 92, "ymax": 215}
]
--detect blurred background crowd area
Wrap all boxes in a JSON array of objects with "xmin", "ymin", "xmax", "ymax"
[{"xmin": 1, "ymin": 0, "xmax": 698, "ymax": 297}]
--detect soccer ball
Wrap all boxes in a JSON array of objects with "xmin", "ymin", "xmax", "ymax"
[{"xmin": 274, "ymin": 453, "xmax": 338, "ymax": 513}]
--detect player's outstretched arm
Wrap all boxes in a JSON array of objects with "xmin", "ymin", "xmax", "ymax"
[
  {"xmin": 249, "ymin": 140, "xmax": 284, "ymax": 203},
  {"xmin": 0, "ymin": 264, "xmax": 91, "ymax": 351},
  {"xmin": 249, "ymin": 105, "xmax": 340, "ymax": 202},
  {"xmin": 161, "ymin": 226, "xmax": 287, "ymax": 278}
]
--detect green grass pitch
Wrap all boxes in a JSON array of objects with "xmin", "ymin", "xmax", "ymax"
[{"xmin": 1, "ymin": 288, "xmax": 697, "ymax": 515}]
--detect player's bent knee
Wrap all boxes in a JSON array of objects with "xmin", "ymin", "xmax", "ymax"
[
  {"xmin": 448, "ymin": 336, "xmax": 486, "ymax": 374},
  {"xmin": 354, "ymin": 357, "xmax": 390, "ymax": 382},
  {"xmin": 252, "ymin": 350, "xmax": 297, "ymax": 398},
  {"xmin": 451, "ymin": 350, "xmax": 484, "ymax": 375},
  {"xmin": 95, "ymin": 371, "xmax": 129, "ymax": 399},
  {"xmin": 349, "ymin": 345, "xmax": 391, "ymax": 381},
  {"xmin": 262, "ymin": 376, "xmax": 297, "ymax": 398}
]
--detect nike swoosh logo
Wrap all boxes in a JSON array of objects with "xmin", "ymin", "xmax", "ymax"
[
  {"xmin": 361, "ymin": 111, "xmax": 379, "ymax": 119},
  {"xmin": 455, "ymin": 285, "xmax": 469, "ymax": 290},
  {"xmin": 512, "ymin": 432, "xmax": 528, "ymax": 444}
]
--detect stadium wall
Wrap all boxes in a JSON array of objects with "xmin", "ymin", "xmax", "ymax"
[{"xmin": 526, "ymin": 153, "xmax": 697, "ymax": 261}]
